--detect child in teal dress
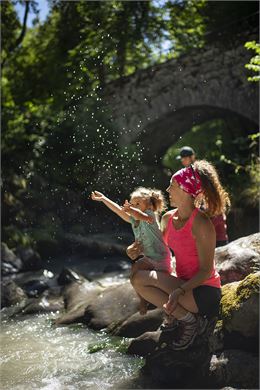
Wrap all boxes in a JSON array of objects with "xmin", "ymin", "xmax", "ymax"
[{"xmin": 91, "ymin": 187, "xmax": 172, "ymax": 314}]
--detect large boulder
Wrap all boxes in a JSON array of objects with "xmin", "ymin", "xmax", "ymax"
[
  {"xmin": 220, "ymin": 272, "xmax": 259, "ymax": 346},
  {"xmin": 1, "ymin": 243, "xmax": 23, "ymax": 275},
  {"xmin": 83, "ymin": 281, "xmax": 140, "ymax": 330},
  {"xmin": 215, "ymin": 233, "xmax": 260, "ymax": 284},
  {"xmin": 1, "ymin": 280, "xmax": 27, "ymax": 307},
  {"xmin": 209, "ymin": 350, "xmax": 259, "ymax": 389},
  {"xmin": 141, "ymin": 327, "xmax": 213, "ymax": 389},
  {"xmin": 127, "ymin": 273, "xmax": 259, "ymax": 388},
  {"xmin": 55, "ymin": 279, "xmax": 103, "ymax": 325},
  {"xmin": 15, "ymin": 246, "xmax": 43, "ymax": 271}
]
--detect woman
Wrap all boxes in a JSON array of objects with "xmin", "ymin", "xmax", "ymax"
[{"xmin": 130, "ymin": 160, "xmax": 230, "ymax": 350}]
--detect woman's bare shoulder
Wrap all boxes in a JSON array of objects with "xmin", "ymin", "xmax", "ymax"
[{"xmin": 193, "ymin": 209, "xmax": 215, "ymax": 234}]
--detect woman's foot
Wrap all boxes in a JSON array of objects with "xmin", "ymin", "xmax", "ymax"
[
  {"xmin": 160, "ymin": 314, "xmax": 179, "ymax": 332},
  {"xmin": 171, "ymin": 314, "xmax": 208, "ymax": 350}
]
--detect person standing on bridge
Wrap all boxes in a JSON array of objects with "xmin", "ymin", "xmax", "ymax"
[
  {"xmin": 130, "ymin": 160, "xmax": 230, "ymax": 350},
  {"xmin": 176, "ymin": 146, "xmax": 229, "ymax": 247}
]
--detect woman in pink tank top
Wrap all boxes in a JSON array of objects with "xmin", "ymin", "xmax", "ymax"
[{"xmin": 130, "ymin": 160, "xmax": 230, "ymax": 350}]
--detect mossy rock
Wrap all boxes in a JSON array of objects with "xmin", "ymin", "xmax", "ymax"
[{"xmin": 220, "ymin": 272, "xmax": 259, "ymax": 338}]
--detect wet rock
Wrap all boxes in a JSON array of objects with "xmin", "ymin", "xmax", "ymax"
[
  {"xmin": 1, "ymin": 280, "xmax": 27, "ymax": 307},
  {"xmin": 209, "ymin": 350, "xmax": 259, "ymax": 389},
  {"xmin": 55, "ymin": 280, "xmax": 102, "ymax": 325},
  {"xmin": 22, "ymin": 279, "xmax": 49, "ymax": 297},
  {"xmin": 215, "ymin": 233, "xmax": 260, "ymax": 284},
  {"xmin": 1, "ymin": 243, "xmax": 23, "ymax": 275},
  {"xmin": 111, "ymin": 308, "xmax": 163, "ymax": 338},
  {"xmin": 16, "ymin": 246, "xmax": 43, "ymax": 271},
  {"xmin": 21, "ymin": 295, "xmax": 64, "ymax": 315},
  {"xmin": 57, "ymin": 267, "xmax": 83, "ymax": 285},
  {"xmin": 127, "ymin": 331, "xmax": 161, "ymax": 356},
  {"xmin": 83, "ymin": 281, "xmax": 139, "ymax": 330}
]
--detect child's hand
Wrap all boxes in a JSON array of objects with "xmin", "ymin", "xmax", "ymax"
[
  {"xmin": 122, "ymin": 200, "xmax": 131, "ymax": 212},
  {"xmin": 91, "ymin": 191, "xmax": 105, "ymax": 202}
]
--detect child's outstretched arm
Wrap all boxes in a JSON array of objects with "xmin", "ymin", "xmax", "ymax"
[
  {"xmin": 123, "ymin": 200, "xmax": 154, "ymax": 224},
  {"xmin": 91, "ymin": 191, "xmax": 131, "ymax": 223}
]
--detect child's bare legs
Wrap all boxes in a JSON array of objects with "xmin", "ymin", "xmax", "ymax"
[{"xmin": 130, "ymin": 258, "xmax": 154, "ymax": 315}]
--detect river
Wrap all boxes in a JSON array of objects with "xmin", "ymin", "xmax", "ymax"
[{"xmin": 1, "ymin": 255, "xmax": 154, "ymax": 390}]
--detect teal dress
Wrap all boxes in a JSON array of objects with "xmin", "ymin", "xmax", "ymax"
[{"xmin": 129, "ymin": 209, "xmax": 172, "ymax": 272}]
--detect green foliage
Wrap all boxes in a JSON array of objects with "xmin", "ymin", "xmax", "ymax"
[
  {"xmin": 1, "ymin": 0, "xmax": 259, "ymax": 251},
  {"xmin": 245, "ymin": 41, "xmax": 260, "ymax": 82},
  {"xmin": 166, "ymin": 0, "xmax": 207, "ymax": 54}
]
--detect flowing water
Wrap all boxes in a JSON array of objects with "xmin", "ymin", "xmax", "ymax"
[{"xmin": 0, "ymin": 257, "xmax": 153, "ymax": 390}]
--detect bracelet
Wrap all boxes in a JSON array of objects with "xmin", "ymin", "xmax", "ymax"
[{"xmin": 178, "ymin": 286, "xmax": 185, "ymax": 295}]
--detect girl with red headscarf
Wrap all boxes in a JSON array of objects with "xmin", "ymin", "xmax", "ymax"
[{"xmin": 130, "ymin": 160, "xmax": 230, "ymax": 350}]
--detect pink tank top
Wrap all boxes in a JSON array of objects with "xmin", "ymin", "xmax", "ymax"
[{"xmin": 165, "ymin": 208, "xmax": 221, "ymax": 288}]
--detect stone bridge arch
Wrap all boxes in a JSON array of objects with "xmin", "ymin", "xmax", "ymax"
[{"xmin": 103, "ymin": 31, "xmax": 258, "ymax": 162}]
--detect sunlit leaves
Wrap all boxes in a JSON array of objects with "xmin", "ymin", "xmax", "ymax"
[{"xmin": 245, "ymin": 41, "xmax": 260, "ymax": 82}]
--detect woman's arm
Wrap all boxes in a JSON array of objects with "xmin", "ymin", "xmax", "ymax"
[
  {"xmin": 179, "ymin": 212, "xmax": 216, "ymax": 293},
  {"xmin": 91, "ymin": 191, "xmax": 131, "ymax": 223}
]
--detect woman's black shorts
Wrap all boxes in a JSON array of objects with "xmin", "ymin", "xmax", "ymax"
[{"xmin": 193, "ymin": 285, "xmax": 221, "ymax": 318}]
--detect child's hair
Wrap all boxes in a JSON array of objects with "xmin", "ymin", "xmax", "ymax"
[
  {"xmin": 130, "ymin": 187, "xmax": 167, "ymax": 214},
  {"xmin": 193, "ymin": 160, "xmax": 231, "ymax": 217}
]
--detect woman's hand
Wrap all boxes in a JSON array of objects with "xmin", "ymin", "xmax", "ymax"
[
  {"xmin": 163, "ymin": 288, "xmax": 183, "ymax": 315},
  {"xmin": 91, "ymin": 191, "xmax": 105, "ymax": 202}
]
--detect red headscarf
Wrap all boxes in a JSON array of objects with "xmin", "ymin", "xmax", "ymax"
[{"xmin": 171, "ymin": 165, "xmax": 202, "ymax": 198}]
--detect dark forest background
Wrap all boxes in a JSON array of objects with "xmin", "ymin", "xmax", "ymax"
[{"xmin": 1, "ymin": 0, "xmax": 259, "ymax": 258}]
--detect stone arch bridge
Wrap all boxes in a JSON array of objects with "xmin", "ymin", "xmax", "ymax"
[{"xmin": 103, "ymin": 31, "xmax": 258, "ymax": 163}]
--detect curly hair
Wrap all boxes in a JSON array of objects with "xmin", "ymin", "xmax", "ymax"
[
  {"xmin": 193, "ymin": 160, "xmax": 231, "ymax": 217},
  {"xmin": 130, "ymin": 187, "xmax": 167, "ymax": 214}
]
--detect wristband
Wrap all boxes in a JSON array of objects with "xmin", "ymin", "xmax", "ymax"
[{"xmin": 178, "ymin": 286, "xmax": 185, "ymax": 295}]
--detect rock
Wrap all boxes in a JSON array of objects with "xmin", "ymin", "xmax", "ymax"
[
  {"xmin": 215, "ymin": 233, "xmax": 260, "ymax": 284},
  {"xmin": 1, "ymin": 243, "xmax": 23, "ymax": 275},
  {"xmin": 111, "ymin": 308, "xmax": 163, "ymax": 337},
  {"xmin": 63, "ymin": 233, "xmax": 126, "ymax": 256},
  {"xmin": 141, "ymin": 329, "xmax": 213, "ymax": 389},
  {"xmin": 21, "ymin": 295, "xmax": 64, "ymax": 315},
  {"xmin": 209, "ymin": 350, "xmax": 259, "ymax": 389},
  {"xmin": 15, "ymin": 246, "xmax": 43, "ymax": 271},
  {"xmin": 55, "ymin": 280, "xmax": 102, "ymax": 325},
  {"xmin": 83, "ymin": 281, "xmax": 140, "ymax": 330},
  {"xmin": 1, "ymin": 280, "xmax": 27, "ymax": 307},
  {"xmin": 57, "ymin": 267, "xmax": 82, "ymax": 285},
  {"xmin": 103, "ymin": 263, "xmax": 125, "ymax": 273},
  {"xmin": 22, "ymin": 279, "xmax": 49, "ymax": 297},
  {"xmin": 127, "ymin": 331, "xmax": 161, "ymax": 356},
  {"xmin": 232, "ymin": 232, "xmax": 260, "ymax": 255},
  {"xmin": 220, "ymin": 272, "xmax": 259, "ymax": 339}
]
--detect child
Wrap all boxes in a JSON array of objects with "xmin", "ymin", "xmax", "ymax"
[{"xmin": 91, "ymin": 187, "xmax": 172, "ymax": 315}]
